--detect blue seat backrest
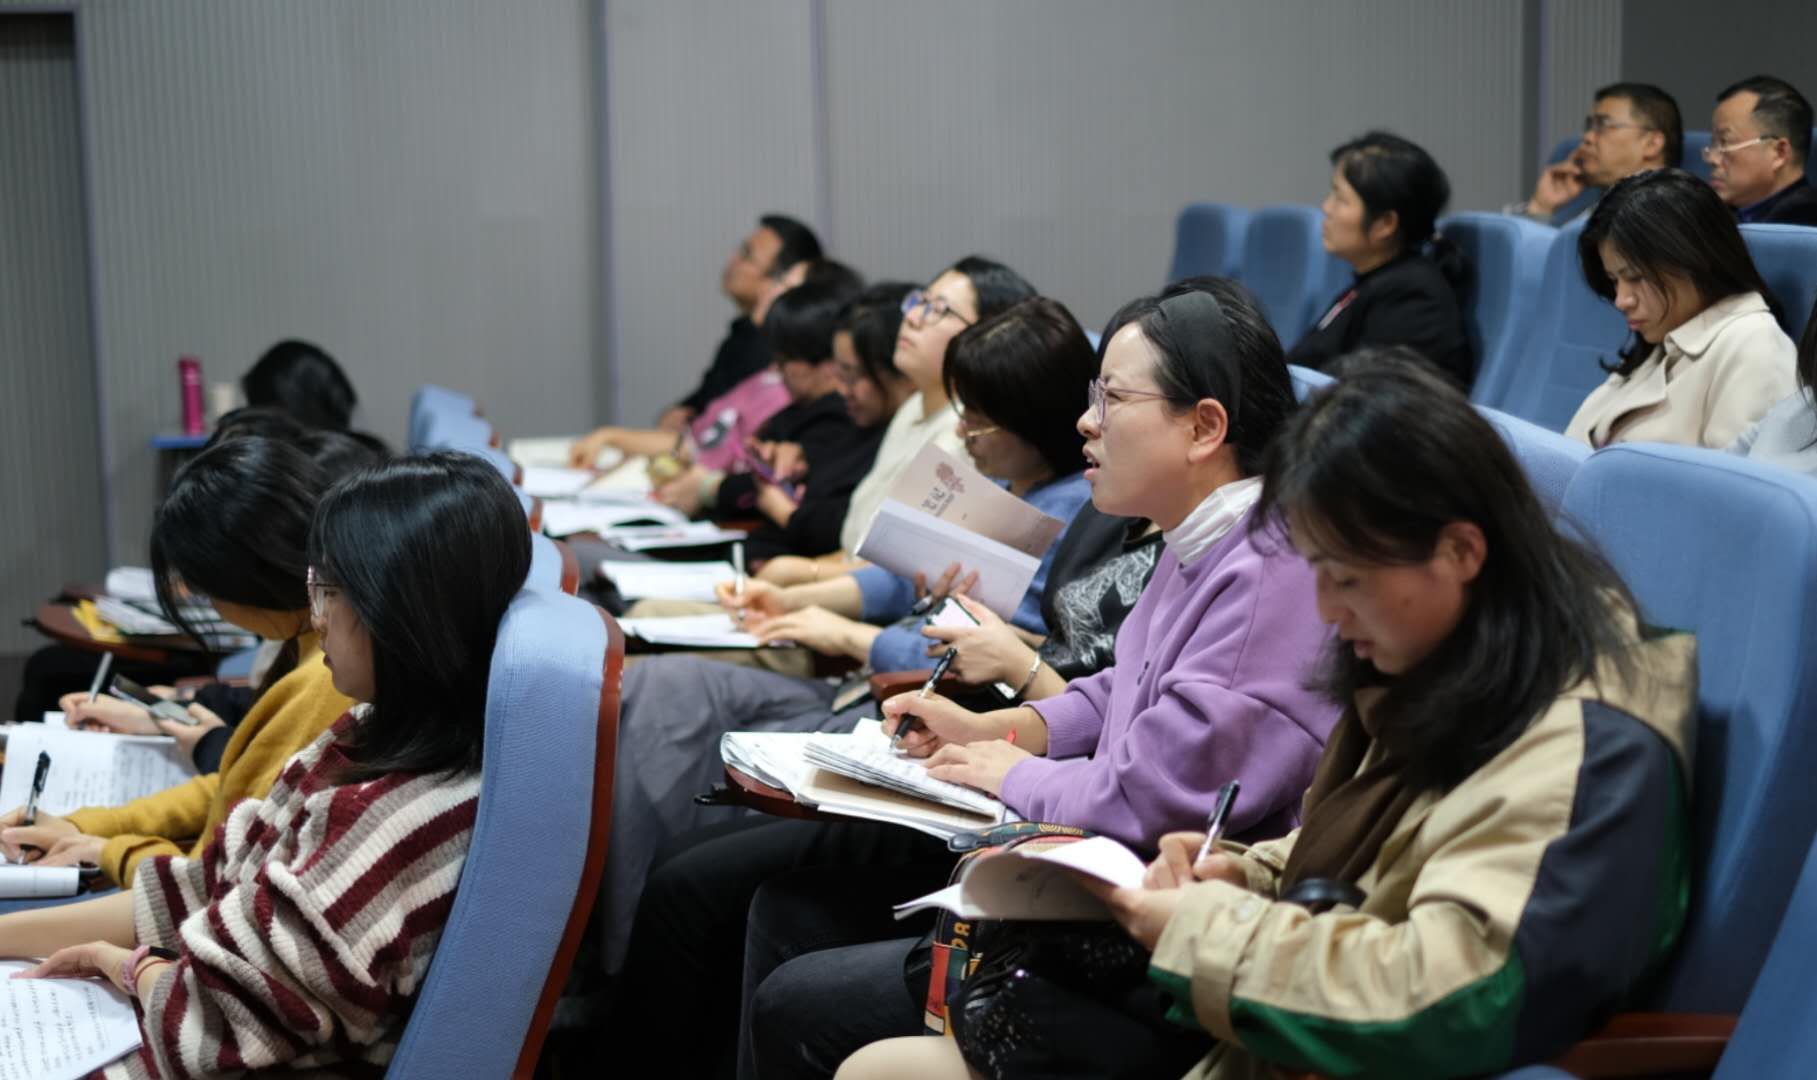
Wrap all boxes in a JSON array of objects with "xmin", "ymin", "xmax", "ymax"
[
  {"xmin": 1287, "ymin": 364, "xmax": 1332, "ymax": 403},
  {"xmin": 1740, "ymin": 223, "xmax": 1817, "ymax": 341},
  {"xmin": 1441, "ymin": 212, "xmax": 1557, "ymax": 401},
  {"xmin": 1242, "ymin": 205, "xmax": 1349, "ymax": 345},
  {"xmin": 1480, "ymin": 220, "xmax": 1629, "ymax": 431},
  {"xmin": 1543, "ymin": 135, "xmax": 1602, "ymax": 225},
  {"xmin": 1681, "ymin": 131, "xmax": 1713, "ymax": 183},
  {"xmin": 419, "ymin": 410, "xmax": 495, "ymax": 452},
  {"xmin": 527, "ymin": 532, "xmax": 570, "ymax": 594},
  {"xmin": 1563, "ymin": 445, "xmax": 1817, "ymax": 1012},
  {"xmin": 1169, "ymin": 203, "xmax": 1252, "ymax": 284},
  {"xmin": 387, "ymin": 587, "xmax": 619, "ymax": 1078},
  {"xmin": 1476, "ymin": 404, "xmax": 1588, "ymax": 518},
  {"xmin": 409, "ymin": 385, "xmax": 476, "ymax": 451},
  {"xmin": 1712, "ymin": 829, "xmax": 1817, "ymax": 1075}
]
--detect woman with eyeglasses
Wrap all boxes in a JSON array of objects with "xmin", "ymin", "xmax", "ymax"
[
  {"xmin": 604, "ymin": 279, "xmax": 1339, "ymax": 1080},
  {"xmin": 0, "ymin": 452, "xmax": 529, "ymax": 1078},
  {"xmin": 0, "ymin": 437, "xmax": 356, "ymax": 890},
  {"xmin": 758, "ymin": 256, "xmax": 1037, "ymax": 586},
  {"xmin": 1565, "ymin": 168, "xmax": 1795, "ymax": 449},
  {"xmin": 1288, "ymin": 131, "xmax": 1475, "ymax": 388}
]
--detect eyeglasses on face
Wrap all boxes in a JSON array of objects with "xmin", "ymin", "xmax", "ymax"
[
  {"xmin": 1087, "ymin": 377, "xmax": 1173, "ymax": 429},
  {"xmin": 957, "ymin": 411, "xmax": 1002, "ymax": 441},
  {"xmin": 306, "ymin": 566, "xmax": 341, "ymax": 622},
  {"xmin": 1583, "ymin": 114, "xmax": 1650, "ymax": 136},
  {"xmin": 901, "ymin": 289, "xmax": 975, "ymax": 328},
  {"xmin": 1703, "ymin": 135, "xmax": 1779, "ymax": 161}
]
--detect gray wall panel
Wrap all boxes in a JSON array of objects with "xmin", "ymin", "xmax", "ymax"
[
  {"xmin": 1537, "ymin": 0, "xmax": 1624, "ymax": 182},
  {"xmin": 1622, "ymin": 0, "xmax": 1817, "ymax": 133},
  {"xmin": 0, "ymin": 13, "xmax": 105, "ymax": 657},
  {"xmin": 601, "ymin": 0, "xmax": 820, "ymax": 426},
  {"xmin": 77, "ymin": 0, "xmax": 598, "ymax": 562}
]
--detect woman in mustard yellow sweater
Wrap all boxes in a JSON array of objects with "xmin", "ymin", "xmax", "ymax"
[{"xmin": 0, "ymin": 436, "xmax": 353, "ymax": 886}]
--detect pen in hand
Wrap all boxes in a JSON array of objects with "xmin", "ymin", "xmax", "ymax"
[
  {"xmin": 86, "ymin": 654, "xmax": 113, "ymax": 705},
  {"xmin": 920, "ymin": 648, "xmax": 956, "ymax": 699},
  {"xmin": 732, "ymin": 542, "xmax": 747, "ymax": 626},
  {"xmin": 1193, "ymin": 780, "xmax": 1241, "ymax": 865}
]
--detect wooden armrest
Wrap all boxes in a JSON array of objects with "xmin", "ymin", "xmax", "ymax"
[
  {"xmin": 1548, "ymin": 1012, "xmax": 1735, "ymax": 1077},
  {"xmin": 869, "ymin": 669, "xmax": 965, "ymax": 702}
]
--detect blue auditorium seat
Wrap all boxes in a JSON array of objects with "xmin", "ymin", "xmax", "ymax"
[
  {"xmin": 1476, "ymin": 220, "xmax": 1628, "ymax": 431},
  {"xmin": 388, "ymin": 586, "xmax": 623, "ymax": 1078},
  {"xmin": 1563, "ymin": 446, "xmax": 1817, "ymax": 1014},
  {"xmin": 418, "ymin": 410, "xmax": 496, "ymax": 452},
  {"xmin": 1740, "ymin": 223, "xmax": 1817, "ymax": 341},
  {"xmin": 1476, "ymin": 404, "xmax": 1587, "ymax": 518},
  {"xmin": 1241, "ymin": 206, "xmax": 1349, "ymax": 345},
  {"xmin": 1168, "ymin": 203, "xmax": 1251, "ymax": 284},
  {"xmin": 408, "ymin": 384, "xmax": 477, "ymax": 451},
  {"xmin": 1439, "ymin": 212, "xmax": 1555, "ymax": 400},
  {"xmin": 527, "ymin": 532, "xmax": 580, "ymax": 595},
  {"xmin": 1682, "ymin": 130, "xmax": 1714, "ymax": 182}
]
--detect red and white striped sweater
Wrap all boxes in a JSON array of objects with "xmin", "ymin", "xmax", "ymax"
[{"xmin": 105, "ymin": 710, "xmax": 481, "ymax": 1079}]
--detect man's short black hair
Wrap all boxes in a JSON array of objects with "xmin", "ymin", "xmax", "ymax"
[
  {"xmin": 1595, "ymin": 81, "xmax": 1684, "ymax": 168},
  {"xmin": 1719, "ymin": 75, "xmax": 1813, "ymax": 166},
  {"xmin": 758, "ymin": 214, "xmax": 823, "ymax": 279}
]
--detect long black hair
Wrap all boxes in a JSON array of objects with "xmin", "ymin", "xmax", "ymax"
[
  {"xmin": 841, "ymin": 281, "xmax": 916, "ymax": 386},
  {"xmin": 1098, "ymin": 276, "xmax": 1297, "ymax": 478},
  {"xmin": 241, "ymin": 339, "xmax": 357, "ymax": 430},
  {"xmin": 943, "ymin": 297, "xmax": 1095, "ymax": 477},
  {"xmin": 1253, "ymin": 355, "xmax": 1644, "ymax": 793},
  {"xmin": 766, "ymin": 274, "xmax": 865, "ymax": 363},
  {"xmin": 1580, "ymin": 168, "xmax": 1778, "ymax": 376},
  {"xmin": 1331, "ymin": 131, "xmax": 1468, "ymax": 288},
  {"xmin": 307, "ymin": 452, "xmax": 530, "ymax": 781},
  {"xmin": 949, "ymin": 255, "xmax": 1037, "ymax": 320},
  {"xmin": 151, "ymin": 437, "xmax": 329, "ymax": 689}
]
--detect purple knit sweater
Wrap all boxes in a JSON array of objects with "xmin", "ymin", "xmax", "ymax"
[{"xmin": 1000, "ymin": 511, "xmax": 1339, "ymax": 851}]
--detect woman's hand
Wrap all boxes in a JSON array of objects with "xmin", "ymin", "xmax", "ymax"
[
  {"xmin": 922, "ymin": 597, "xmax": 1033, "ymax": 686},
  {"xmin": 715, "ymin": 578, "xmax": 794, "ymax": 623},
  {"xmin": 0, "ymin": 812, "xmax": 79, "ymax": 863},
  {"xmin": 913, "ymin": 562, "xmax": 978, "ymax": 606},
  {"xmin": 880, "ymin": 693, "xmax": 1008, "ymax": 757},
  {"xmin": 157, "ymin": 703, "xmax": 227, "ymax": 760},
  {"xmin": 765, "ymin": 440, "xmax": 808, "ymax": 481},
  {"xmin": 568, "ymin": 426, "xmax": 621, "ymax": 468},
  {"xmin": 1078, "ymin": 880, "xmax": 1186, "ymax": 952},
  {"xmin": 653, "ymin": 466, "xmax": 707, "ymax": 516},
  {"xmin": 25, "ymin": 833, "xmax": 105, "ymax": 869},
  {"xmin": 1143, "ymin": 831, "xmax": 1251, "ymax": 890},
  {"xmin": 923, "ymin": 740, "xmax": 1031, "ymax": 797},
  {"xmin": 58, "ymin": 693, "xmax": 159, "ymax": 736},
  {"xmin": 11, "ymin": 940, "xmax": 133, "ymax": 993},
  {"xmin": 755, "ymin": 482, "xmax": 798, "ymax": 526},
  {"xmin": 756, "ymin": 555, "xmax": 819, "ymax": 586},
  {"xmin": 749, "ymin": 606, "xmax": 870, "ymax": 659}
]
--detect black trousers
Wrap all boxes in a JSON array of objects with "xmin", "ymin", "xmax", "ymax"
[{"xmin": 606, "ymin": 816, "xmax": 951, "ymax": 1080}]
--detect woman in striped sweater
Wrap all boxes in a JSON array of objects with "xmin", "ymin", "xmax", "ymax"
[{"xmin": 0, "ymin": 451, "xmax": 530, "ymax": 1079}]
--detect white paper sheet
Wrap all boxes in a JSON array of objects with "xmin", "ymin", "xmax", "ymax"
[
  {"xmin": 893, "ymin": 836, "xmax": 1149, "ymax": 921},
  {"xmin": 540, "ymin": 500, "xmax": 688, "ymax": 538},
  {"xmin": 0, "ymin": 865, "xmax": 82, "ymax": 899},
  {"xmin": 506, "ymin": 435, "xmax": 625, "ymax": 472},
  {"xmin": 600, "ymin": 560, "xmax": 736, "ymax": 602},
  {"xmin": 604, "ymin": 522, "xmax": 744, "ymax": 551},
  {"xmin": 618, "ymin": 614, "xmax": 762, "ymax": 648},
  {"xmin": 0, "ymin": 960, "xmax": 142, "ymax": 1080},
  {"xmin": 856, "ymin": 502, "xmax": 1040, "ymax": 617},
  {"xmin": 0, "ymin": 726, "xmax": 195, "ymax": 819},
  {"xmin": 518, "ymin": 466, "xmax": 599, "ymax": 499}
]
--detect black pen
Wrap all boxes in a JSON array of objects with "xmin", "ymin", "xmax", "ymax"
[
  {"xmin": 920, "ymin": 648, "xmax": 957, "ymax": 699},
  {"xmin": 1194, "ymin": 780, "xmax": 1241, "ymax": 864},
  {"xmin": 22, "ymin": 752, "xmax": 51, "ymax": 827}
]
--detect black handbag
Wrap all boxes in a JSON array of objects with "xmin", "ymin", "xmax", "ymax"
[{"xmin": 947, "ymin": 918, "xmax": 1208, "ymax": 1080}]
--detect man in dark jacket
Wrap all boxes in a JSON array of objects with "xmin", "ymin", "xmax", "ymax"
[{"xmin": 1709, "ymin": 75, "xmax": 1817, "ymax": 227}]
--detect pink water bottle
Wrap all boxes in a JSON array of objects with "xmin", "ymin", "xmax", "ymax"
[{"xmin": 178, "ymin": 355, "xmax": 205, "ymax": 436}]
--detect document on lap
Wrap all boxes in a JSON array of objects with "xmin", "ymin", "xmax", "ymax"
[
  {"xmin": 0, "ymin": 722, "xmax": 195, "ymax": 819},
  {"xmin": 721, "ymin": 720, "xmax": 1017, "ymax": 840},
  {"xmin": 539, "ymin": 499, "xmax": 688, "ymax": 537},
  {"xmin": 0, "ymin": 960, "xmax": 141, "ymax": 1080},
  {"xmin": 507, "ymin": 435, "xmax": 625, "ymax": 472},
  {"xmin": 892, "ymin": 835, "xmax": 1151, "ymax": 921},
  {"xmin": 854, "ymin": 445, "xmax": 1064, "ymax": 618},
  {"xmin": 617, "ymin": 613, "xmax": 762, "ymax": 648},
  {"xmin": 599, "ymin": 560, "xmax": 737, "ymax": 603}
]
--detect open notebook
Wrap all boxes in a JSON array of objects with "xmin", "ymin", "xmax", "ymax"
[
  {"xmin": 893, "ymin": 835, "xmax": 1151, "ymax": 921},
  {"xmin": 721, "ymin": 720, "xmax": 1015, "ymax": 840},
  {"xmin": 0, "ymin": 959, "xmax": 142, "ymax": 1079}
]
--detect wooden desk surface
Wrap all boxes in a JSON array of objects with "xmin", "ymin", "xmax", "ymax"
[
  {"xmin": 723, "ymin": 764, "xmax": 837, "ymax": 823},
  {"xmin": 31, "ymin": 602, "xmax": 197, "ymax": 664}
]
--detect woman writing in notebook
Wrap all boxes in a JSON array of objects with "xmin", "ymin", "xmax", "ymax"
[
  {"xmin": 841, "ymin": 359, "xmax": 1695, "ymax": 1080},
  {"xmin": 0, "ymin": 437, "xmax": 355, "ymax": 887},
  {"xmin": 603, "ymin": 278, "xmax": 1342, "ymax": 1080},
  {"xmin": 0, "ymin": 452, "xmax": 528, "ymax": 1078}
]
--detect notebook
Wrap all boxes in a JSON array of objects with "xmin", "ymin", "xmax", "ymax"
[
  {"xmin": 892, "ymin": 835, "xmax": 1150, "ymax": 921},
  {"xmin": 0, "ymin": 723, "xmax": 196, "ymax": 819},
  {"xmin": 600, "ymin": 560, "xmax": 737, "ymax": 602},
  {"xmin": 0, "ymin": 959, "xmax": 141, "ymax": 1079}
]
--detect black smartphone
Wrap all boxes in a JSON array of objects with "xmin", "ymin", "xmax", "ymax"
[{"xmin": 108, "ymin": 674, "xmax": 198, "ymax": 726}]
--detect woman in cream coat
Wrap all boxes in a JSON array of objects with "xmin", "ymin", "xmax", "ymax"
[{"xmin": 1565, "ymin": 169, "xmax": 1794, "ymax": 448}]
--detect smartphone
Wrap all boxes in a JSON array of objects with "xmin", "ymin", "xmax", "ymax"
[
  {"xmin": 108, "ymin": 674, "xmax": 199, "ymax": 726},
  {"xmin": 744, "ymin": 454, "xmax": 800, "ymax": 500}
]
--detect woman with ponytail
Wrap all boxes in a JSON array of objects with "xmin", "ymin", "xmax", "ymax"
[
  {"xmin": 1288, "ymin": 130, "xmax": 1476, "ymax": 388},
  {"xmin": 0, "ymin": 437, "xmax": 356, "ymax": 889}
]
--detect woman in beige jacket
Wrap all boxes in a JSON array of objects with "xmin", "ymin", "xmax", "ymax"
[{"xmin": 1565, "ymin": 169, "xmax": 1795, "ymax": 448}]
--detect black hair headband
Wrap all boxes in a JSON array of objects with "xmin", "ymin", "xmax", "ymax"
[{"xmin": 1156, "ymin": 289, "xmax": 1240, "ymax": 426}]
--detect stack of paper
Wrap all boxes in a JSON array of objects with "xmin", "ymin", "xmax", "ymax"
[
  {"xmin": 0, "ymin": 960, "xmax": 142, "ymax": 1079},
  {"xmin": 102, "ymin": 566, "xmax": 159, "ymax": 605},
  {"xmin": 519, "ymin": 466, "xmax": 600, "ymax": 499},
  {"xmin": 605, "ymin": 522, "xmax": 744, "ymax": 551},
  {"xmin": 0, "ymin": 723, "xmax": 196, "ymax": 818},
  {"xmin": 802, "ymin": 732, "xmax": 1003, "ymax": 817},
  {"xmin": 600, "ymin": 560, "xmax": 736, "ymax": 602},
  {"xmin": 618, "ymin": 613, "xmax": 761, "ymax": 648},
  {"xmin": 893, "ymin": 835, "xmax": 1150, "ymax": 921},
  {"xmin": 720, "ymin": 721, "xmax": 1014, "ymax": 840},
  {"xmin": 507, "ymin": 435, "xmax": 625, "ymax": 472},
  {"xmin": 540, "ymin": 500, "xmax": 688, "ymax": 538},
  {"xmin": 854, "ymin": 446, "xmax": 1066, "ymax": 618}
]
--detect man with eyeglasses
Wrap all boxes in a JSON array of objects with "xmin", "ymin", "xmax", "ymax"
[
  {"xmin": 1709, "ymin": 75, "xmax": 1817, "ymax": 227},
  {"xmin": 1507, "ymin": 82, "xmax": 1682, "ymax": 226}
]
